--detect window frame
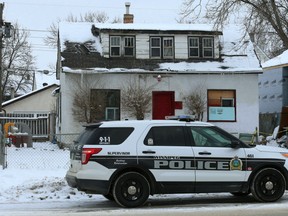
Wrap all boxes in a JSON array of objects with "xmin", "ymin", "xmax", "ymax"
[
  {"xmin": 202, "ymin": 37, "xmax": 214, "ymax": 58},
  {"xmin": 110, "ymin": 36, "xmax": 121, "ymax": 57},
  {"xmin": 207, "ymin": 90, "xmax": 236, "ymax": 122},
  {"xmin": 188, "ymin": 36, "xmax": 214, "ymax": 59},
  {"xmin": 109, "ymin": 35, "xmax": 135, "ymax": 57},
  {"xmin": 188, "ymin": 37, "xmax": 200, "ymax": 58},
  {"xmin": 150, "ymin": 36, "xmax": 174, "ymax": 59}
]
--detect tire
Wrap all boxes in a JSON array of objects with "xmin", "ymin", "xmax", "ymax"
[
  {"xmin": 103, "ymin": 193, "xmax": 114, "ymax": 201},
  {"xmin": 251, "ymin": 168, "xmax": 286, "ymax": 202},
  {"xmin": 112, "ymin": 172, "xmax": 150, "ymax": 208},
  {"xmin": 230, "ymin": 191, "xmax": 250, "ymax": 197}
]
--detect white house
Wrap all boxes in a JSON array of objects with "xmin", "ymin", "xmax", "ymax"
[{"xmin": 56, "ymin": 19, "xmax": 261, "ymax": 135}]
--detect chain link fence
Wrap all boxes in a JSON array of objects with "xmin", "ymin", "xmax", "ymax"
[{"xmin": 4, "ymin": 133, "xmax": 79, "ymax": 170}]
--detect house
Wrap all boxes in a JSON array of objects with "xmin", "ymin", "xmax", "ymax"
[
  {"xmin": 259, "ymin": 50, "xmax": 288, "ymax": 135},
  {"xmin": 56, "ymin": 6, "xmax": 261, "ymax": 135},
  {"xmin": 1, "ymin": 84, "xmax": 59, "ymax": 139}
]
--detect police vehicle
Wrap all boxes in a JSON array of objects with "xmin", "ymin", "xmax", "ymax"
[{"xmin": 66, "ymin": 117, "xmax": 288, "ymax": 207}]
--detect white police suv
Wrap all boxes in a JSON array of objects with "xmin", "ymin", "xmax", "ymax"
[{"xmin": 66, "ymin": 118, "xmax": 288, "ymax": 207}]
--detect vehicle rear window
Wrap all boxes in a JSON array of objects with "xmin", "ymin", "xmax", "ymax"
[{"xmin": 78, "ymin": 127, "xmax": 134, "ymax": 145}]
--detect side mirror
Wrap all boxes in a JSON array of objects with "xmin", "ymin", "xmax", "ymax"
[{"xmin": 231, "ymin": 140, "xmax": 241, "ymax": 148}]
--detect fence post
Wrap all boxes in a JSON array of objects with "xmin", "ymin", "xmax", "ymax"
[{"xmin": 0, "ymin": 124, "xmax": 6, "ymax": 169}]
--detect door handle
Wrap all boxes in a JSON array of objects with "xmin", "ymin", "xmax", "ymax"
[
  {"xmin": 198, "ymin": 151, "xmax": 211, "ymax": 155},
  {"xmin": 142, "ymin": 150, "xmax": 156, "ymax": 154}
]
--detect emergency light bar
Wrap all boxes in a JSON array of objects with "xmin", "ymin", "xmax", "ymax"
[{"xmin": 165, "ymin": 115, "xmax": 195, "ymax": 122}]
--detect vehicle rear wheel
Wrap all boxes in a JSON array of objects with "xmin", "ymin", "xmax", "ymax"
[
  {"xmin": 251, "ymin": 168, "xmax": 286, "ymax": 202},
  {"xmin": 113, "ymin": 172, "xmax": 150, "ymax": 208}
]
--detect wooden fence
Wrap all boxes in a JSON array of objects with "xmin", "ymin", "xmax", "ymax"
[{"xmin": 0, "ymin": 113, "xmax": 54, "ymax": 140}]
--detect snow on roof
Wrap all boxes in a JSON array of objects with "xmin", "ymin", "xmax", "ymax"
[
  {"xmin": 59, "ymin": 22, "xmax": 261, "ymax": 73},
  {"xmin": 262, "ymin": 49, "xmax": 288, "ymax": 70},
  {"xmin": 2, "ymin": 84, "xmax": 59, "ymax": 107}
]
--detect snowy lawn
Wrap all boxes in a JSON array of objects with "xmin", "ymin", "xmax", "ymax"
[{"xmin": 0, "ymin": 142, "xmax": 95, "ymax": 203}]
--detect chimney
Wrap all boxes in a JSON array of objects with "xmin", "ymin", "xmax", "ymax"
[
  {"xmin": 123, "ymin": 2, "xmax": 134, "ymax": 24},
  {"xmin": 10, "ymin": 86, "xmax": 15, "ymax": 99}
]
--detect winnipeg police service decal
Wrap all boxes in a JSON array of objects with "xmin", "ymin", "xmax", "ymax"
[{"xmin": 230, "ymin": 156, "xmax": 243, "ymax": 170}]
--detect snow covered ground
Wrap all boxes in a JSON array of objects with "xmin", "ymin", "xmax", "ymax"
[
  {"xmin": 0, "ymin": 142, "xmax": 90, "ymax": 203},
  {"xmin": 1, "ymin": 141, "xmax": 288, "ymax": 216}
]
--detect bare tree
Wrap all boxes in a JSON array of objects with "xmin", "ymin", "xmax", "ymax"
[
  {"xmin": 183, "ymin": 85, "xmax": 206, "ymax": 121},
  {"xmin": 180, "ymin": 0, "xmax": 288, "ymax": 57},
  {"xmin": 2, "ymin": 23, "xmax": 35, "ymax": 100},
  {"xmin": 71, "ymin": 73, "xmax": 105, "ymax": 123},
  {"xmin": 44, "ymin": 11, "xmax": 121, "ymax": 48},
  {"xmin": 121, "ymin": 76, "xmax": 154, "ymax": 120}
]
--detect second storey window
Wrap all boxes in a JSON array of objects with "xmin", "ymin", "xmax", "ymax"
[
  {"xmin": 150, "ymin": 36, "xmax": 174, "ymax": 59},
  {"xmin": 189, "ymin": 37, "xmax": 199, "ymax": 57},
  {"xmin": 110, "ymin": 36, "xmax": 135, "ymax": 57},
  {"xmin": 188, "ymin": 36, "xmax": 214, "ymax": 58},
  {"xmin": 203, "ymin": 37, "xmax": 213, "ymax": 58}
]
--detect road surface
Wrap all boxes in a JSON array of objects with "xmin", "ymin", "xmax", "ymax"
[{"xmin": 1, "ymin": 193, "xmax": 288, "ymax": 216}]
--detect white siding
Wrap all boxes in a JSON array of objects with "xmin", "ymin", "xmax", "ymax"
[
  {"xmin": 136, "ymin": 34, "xmax": 150, "ymax": 59},
  {"xmin": 101, "ymin": 33, "xmax": 110, "ymax": 58},
  {"xmin": 175, "ymin": 35, "xmax": 188, "ymax": 59},
  {"xmin": 60, "ymin": 72, "xmax": 259, "ymax": 135}
]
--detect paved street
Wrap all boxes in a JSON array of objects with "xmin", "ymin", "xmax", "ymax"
[{"xmin": 1, "ymin": 193, "xmax": 288, "ymax": 216}]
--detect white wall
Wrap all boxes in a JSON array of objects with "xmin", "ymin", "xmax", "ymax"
[{"xmin": 60, "ymin": 72, "xmax": 259, "ymax": 135}]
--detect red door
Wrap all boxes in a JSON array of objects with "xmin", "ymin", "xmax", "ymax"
[{"xmin": 152, "ymin": 91, "xmax": 175, "ymax": 119}]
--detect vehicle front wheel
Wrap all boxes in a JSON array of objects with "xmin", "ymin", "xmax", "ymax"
[
  {"xmin": 113, "ymin": 172, "xmax": 150, "ymax": 208},
  {"xmin": 251, "ymin": 168, "xmax": 286, "ymax": 202}
]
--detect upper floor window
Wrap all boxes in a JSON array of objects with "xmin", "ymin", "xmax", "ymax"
[
  {"xmin": 189, "ymin": 37, "xmax": 199, "ymax": 57},
  {"xmin": 188, "ymin": 36, "xmax": 214, "ymax": 58},
  {"xmin": 202, "ymin": 37, "xmax": 213, "ymax": 58},
  {"xmin": 150, "ymin": 36, "xmax": 174, "ymax": 59},
  {"xmin": 110, "ymin": 36, "xmax": 135, "ymax": 57}
]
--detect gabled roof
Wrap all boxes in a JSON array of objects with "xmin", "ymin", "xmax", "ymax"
[
  {"xmin": 59, "ymin": 22, "xmax": 262, "ymax": 74},
  {"xmin": 2, "ymin": 84, "xmax": 59, "ymax": 107},
  {"xmin": 262, "ymin": 49, "xmax": 288, "ymax": 70}
]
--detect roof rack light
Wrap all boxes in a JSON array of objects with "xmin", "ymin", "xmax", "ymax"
[{"xmin": 165, "ymin": 115, "xmax": 195, "ymax": 122}]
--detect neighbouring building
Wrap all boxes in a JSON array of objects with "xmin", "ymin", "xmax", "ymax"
[
  {"xmin": 1, "ymin": 84, "xmax": 59, "ymax": 140},
  {"xmin": 259, "ymin": 50, "xmax": 288, "ymax": 134}
]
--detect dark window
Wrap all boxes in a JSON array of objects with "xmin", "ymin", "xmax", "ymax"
[
  {"xmin": 189, "ymin": 37, "xmax": 199, "ymax": 57},
  {"xmin": 78, "ymin": 127, "xmax": 134, "ymax": 145},
  {"xmin": 144, "ymin": 126, "xmax": 186, "ymax": 146},
  {"xmin": 203, "ymin": 37, "xmax": 213, "ymax": 58},
  {"xmin": 151, "ymin": 37, "xmax": 161, "ymax": 58},
  {"xmin": 124, "ymin": 37, "xmax": 134, "ymax": 56},
  {"xmin": 188, "ymin": 36, "xmax": 214, "ymax": 58},
  {"xmin": 90, "ymin": 89, "xmax": 120, "ymax": 121},
  {"xmin": 189, "ymin": 126, "xmax": 232, "ymax": 147},
  {"xmin": 150, "ymin": 36, "xmax": 174, "ymax": 59},
  {"xmin": 110, "ymin": 36, "xmax": 135, "ymax": 57},
  {"xmin": 110, "ymin": 36, "xmax": 121, "ymax": 57}
]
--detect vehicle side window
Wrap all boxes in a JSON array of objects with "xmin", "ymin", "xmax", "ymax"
[
  {"xmin": 144, "ymin": 126, "xmax": 186, "ymax": 146},
  {"xmin": 189, "ymin": 126, "xmax": 232, "ymax": 147},
  {"xmin": 79, "ymin": 127, "xmax": 134, "ymax": 145}
]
